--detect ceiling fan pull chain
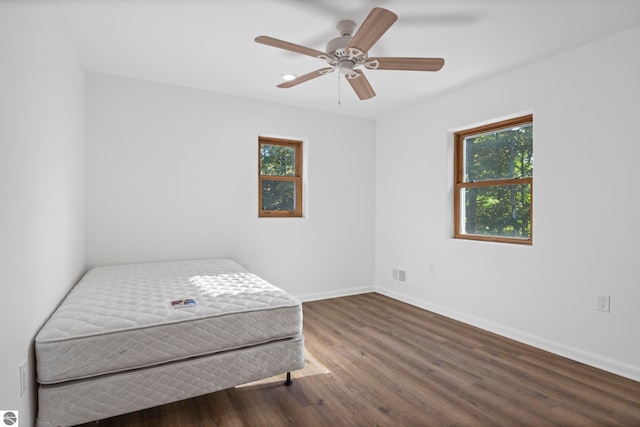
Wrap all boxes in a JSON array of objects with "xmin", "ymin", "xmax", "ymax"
[{"xmin": 337, "ymin": 66, "xmax": 341, "ymax": 106}]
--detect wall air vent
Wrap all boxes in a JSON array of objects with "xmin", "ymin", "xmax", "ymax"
[{"xmin": 392, "ymin": 268, "xmax": 407, "ymax": 284}]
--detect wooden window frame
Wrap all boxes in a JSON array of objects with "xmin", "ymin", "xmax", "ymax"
[
  {"xmin": 258, "ymin": 137, "xmax": 303, "ymax": 218},
  {"xmin": 454, "ymin": 114, "xmax": 533, "ymax": 245}
]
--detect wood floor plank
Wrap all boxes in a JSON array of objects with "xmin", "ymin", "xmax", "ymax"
[{"xmin": 77, "ymin": 293, "xmax": 640, "ymax": 426}]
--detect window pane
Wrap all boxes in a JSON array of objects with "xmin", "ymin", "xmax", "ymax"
[
  {"xmin": 260, "ymin": 144, "xmax": 296, "ymax": 176},
  {"xmin": 464, "ymin": 124, "xmax": 533, "ymax": 182},
  {"xmin": 261, "ymin": 180, "xmax": 296, "ymax": 211},
  {"xmin": 461, "ymin": 184, "xmax": 531, "ymax": 239}
]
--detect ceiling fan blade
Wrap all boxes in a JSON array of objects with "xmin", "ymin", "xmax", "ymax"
[
  {"xmin": 346, "ymin": 70, "xmax": 376, "ymax": 100},
  {"xmin": 255, "ymin": 35, "xmax": 329, "ymax": 59},
  {"xmin": 365, "ymin": 57, "xmax": 445, "ymax": 72},
  {"xmin": 346, "ymin": 7, "xmax": 398, "ymax": 53},
  {"xmin": 277, "ymin": 67, "xmax": 334, "ymax": 88}
]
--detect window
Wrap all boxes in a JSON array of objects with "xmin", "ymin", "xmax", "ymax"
[
  {"xmin": 454, "ymin": 114, "xmax": 533, "ymax": 244},
  {"xmin": 259, "ymin": 137, "xmax": 302, "ymax": 217}
]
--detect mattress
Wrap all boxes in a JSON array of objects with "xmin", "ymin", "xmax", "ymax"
[{"xmin": 35, "ymin": 258, "xmax": 303, "ymax": 384}]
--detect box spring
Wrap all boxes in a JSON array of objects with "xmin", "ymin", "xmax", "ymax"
[{"xmin": 37, "ymin": 336, "xmax": 304, "ymax": 427}]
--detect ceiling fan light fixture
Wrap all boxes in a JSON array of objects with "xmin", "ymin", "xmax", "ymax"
[
  {"xmin": 338, "ymin": 59, "xmax": 355, "ymax": 74},
  {"xmin": 282, "ymin": 73, "xmax": 297, "ymax": 81}
]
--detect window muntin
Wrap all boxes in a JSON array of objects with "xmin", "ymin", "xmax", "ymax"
[
  {"xmin": 454, "ymin": 115, "xmax": 533, "ymax": 244},
  {"xmin": 259, "ymin": 137, "xmax": 302, "ymax": 217}
]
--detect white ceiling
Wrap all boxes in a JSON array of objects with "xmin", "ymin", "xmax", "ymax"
[{"xmin": 60, "ymin": 0, "xmax": 640, "ymax": 120}]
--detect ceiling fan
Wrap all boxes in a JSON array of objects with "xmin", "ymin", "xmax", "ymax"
[{"xmin": 255, "ymin": 7, "xmax": 445, "ymax": 100}]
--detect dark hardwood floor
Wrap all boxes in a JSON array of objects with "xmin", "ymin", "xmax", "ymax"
[{"xmin": 80, "ymin": 293, "xmax": 640, "ymax": 426}]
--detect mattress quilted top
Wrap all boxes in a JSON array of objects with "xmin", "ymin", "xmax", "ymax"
[{"xmin": 36, "ymin": 258, "xmax": 300, "ymax": 343}]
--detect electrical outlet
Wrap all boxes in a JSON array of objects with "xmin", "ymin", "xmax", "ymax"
[
  {"xmin": 597, "ymin": 295, "xmax": 610, "ymax": 313},
  {"xmin": 428, "ymin": 264, "xmax": 435, "ymax": 276},
  {"xmin": 19, "ymin": 360, "xmax": 27, "ymax": 397}
]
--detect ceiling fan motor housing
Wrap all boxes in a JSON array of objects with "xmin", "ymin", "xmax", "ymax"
[
  {"xmin": 326, "ymin": 20, "xmax": 367, "ymax": 75},
  {"xmin": 326, "ymin": 35, "xmax": 352, "ymax": 57},
  {"xmin": 326, "ymin": 19, "xmax": 357, "ymax": 57}
]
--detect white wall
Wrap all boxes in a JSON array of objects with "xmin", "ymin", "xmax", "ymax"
[
  {"xmin": 0, "ymin": 1, "xmax": 86, "ymax": 425},
  {"xmin": 86, "ymin": 73, "xmax": 376, "ymax": 300},
  {"xmin": 375, "ymin": 26, "xmax": 640, "ymax": 381}
]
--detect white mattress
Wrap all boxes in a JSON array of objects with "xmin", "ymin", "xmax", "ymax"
[{"xmin": 35, "ymin": 258, "xmax": 302, "ymax": 384}]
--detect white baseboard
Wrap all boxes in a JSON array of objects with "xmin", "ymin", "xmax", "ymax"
[
  {"xmin": 296, "ymin": 285, "xmax": 374, "ymax": 303},
  {"xmin": 376, "ymin": 286, "xmax": 640, "ymax": 383}
]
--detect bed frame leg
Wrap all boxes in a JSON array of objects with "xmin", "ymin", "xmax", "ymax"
[{"xmin": 284, "ymin": 372, "xmax": 293, "ymax": 386}]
